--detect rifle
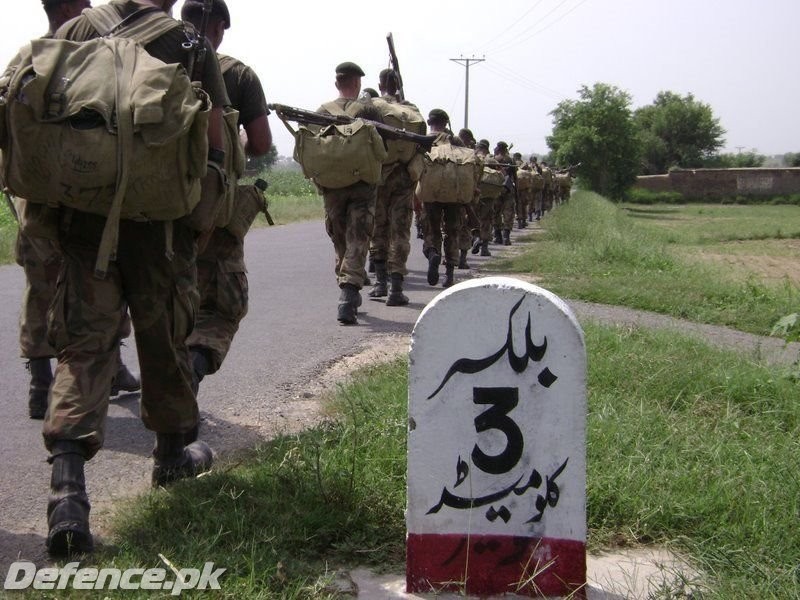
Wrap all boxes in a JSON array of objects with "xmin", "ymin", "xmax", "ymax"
[
  {"xmin": 269, "ymin": 103, "xmax": 438, "ymax": 152},
  {"xmin": 190, "ymin": 0, "xmax": 213, "ymax": 82},
  {"xmin": 386, "ymin": 32, "xmax": 405, "ymax": 102}
]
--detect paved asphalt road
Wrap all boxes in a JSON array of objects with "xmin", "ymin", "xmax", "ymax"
[{"xmin": 0, "ymin": 218, "xmax": 501, "ymax": 572}]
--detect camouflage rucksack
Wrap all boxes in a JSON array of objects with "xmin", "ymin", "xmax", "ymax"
[
  {"xmin": 289, "ymin": 101, "xmax": 387, "ymax": 189},
  {"xmin": 0, "ymin": 5, "xmax": 210, "ymax": 276},
  {"xmin": 479, "ymin": 165, "xmax": 505, "ymax": 199},
  {"xmin": 416, "ymin": 135, "xmax": 483, "ymax": 204}
]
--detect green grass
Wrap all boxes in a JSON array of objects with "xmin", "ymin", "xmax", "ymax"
[
  {"xmin": 490, "ymin": 192, "xmax": 800, "ymax": 337},
  {"xmin": 39, "ymin": 326, "xmax": 800, "ymax": 598},
  {"xmin": 0, "ymin": 194, "xmax": 19, "ymax": 264},
  {"xmin": 244, "ymin": 167, "xmax": 323, "ymax": 226}
]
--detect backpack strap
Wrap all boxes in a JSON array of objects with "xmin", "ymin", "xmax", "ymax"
[
  {"xmin": 82, "ymin": 4, "xmax": 181, "ymax": 46},
  {"xmin": 217, "ymin": 54, "xmax": 241, "ymax": 76},
  {"xmin": 322, "ymin": 100, "xmax": 363, "ymax": 119}
]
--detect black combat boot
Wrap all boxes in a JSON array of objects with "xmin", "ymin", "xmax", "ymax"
[
  {"xmin": 152, "ymin": 432, "xmax": 214, "ymax": 488},
  {"xmin": 458, "ymin": 249, "xmax": 469, "ymax": 270},
  {"xmin": 470, "ymin": 236, "xmax": 482, "ymax": 254},
  {"xmin": 368, "ymin": 260, "xmax": 388, "ymax": 298},
  {"xmin": 502, "ymin": 229, "xmax": 512, "ymax": 246},
  {"xmin": 368, "ymin": 256, "xmax": 375, "ymax": 273},
  {"xmin": 110, "ymin": 343, "xmax": 141, "ymax": 397},
  {"xmin": 480, "ymin": 241, "xmax": 491, "ymax": 256},
  {"xmin": 442, "ymin": 263, "xmax": 455, "ymax": 288},
  {"xmin": 47, "ymin": 440, "xmax": 93, "ymax": 557},
  {"xmin": 426, "ymin": 251, "xmax": 441, "ymax": 286},
  {"xmin": 27, "ymin": 357, "xmax": 52, "ymax": 419},
  {"xmin": 337, "ymin": 283, "xmax": 360, "ymax": 325},
  {"xmin": 492, "ymin": 228, "xmax": 503, "ymax": 244},
  {"xmin": 386, "ymin": 273, "xmax": 409, "ymax": 306}
]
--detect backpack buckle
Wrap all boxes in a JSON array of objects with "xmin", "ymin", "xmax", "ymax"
[{"xmin": 46, "ymin": 77, "xmax": 70, "ymax": 119}]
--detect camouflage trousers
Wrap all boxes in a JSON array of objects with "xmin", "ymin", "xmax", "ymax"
[
  {"xmin": 532, "ymin": 190, "xmax": 543, "ymax": 215},
  {"xmin": 476, "ymin": 197, "xmax": 496, "ymax": 242},
  {"xmin": 186, "ymin": 228, "xmax": 248, "ymax": 374},
  {"xmin": 44, "ymin": 210, "xmax": 199, "ymax": 459},
  {"xmin": 493, "ymin": 190, "xmax": 515, "ymax": 230},
  {"xmin": 422, "ymin": 202, "xmax": 463, "ymax": 265},
  {"xmin": 16, "ymin": 231, "xmax": 132, "ymax": 360},
  {"xmin": 370, "ymin": 165, "xmax": 414, "ymax": 276},
  {"xmin": 323, "ymin": 181, "xmax": 377, "ymax": 289},
  {"xmin": 517, "ymin": 189, "xmax": 533, "ymax": 221},
  {"xmin": 542, "ymin": 186, "xmax": 554, "ymax": 212},
  {"xmin": 458, "ymin": 204, "xmax": 480, "ymax": 250},
  {"xmin": 16, "ymin": 231, "xmax": 61, "ymax": 359}
]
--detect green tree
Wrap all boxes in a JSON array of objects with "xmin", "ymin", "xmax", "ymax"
[
  {"xmin": 783, "ymin": 152, "xmax": 800, "ymax": 167},
  {"xmin": 635, "ymin": 91, "xmax": 725, "ymax": 174},
  {"xmin": 547, "ymin": 83, "xmax": 641, "ymax": 199},
  {"xmin": 245, "ymin": 143, "xmax": 279, "ymax": 175},
  {"xmin": 702, "ymin": 150, "xmax": 765, "ymax": 169}
]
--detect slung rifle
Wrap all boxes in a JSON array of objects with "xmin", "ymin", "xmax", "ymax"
[{"xmin": 269, "ymin": 103, "xmax": 437, "ymax": 152}]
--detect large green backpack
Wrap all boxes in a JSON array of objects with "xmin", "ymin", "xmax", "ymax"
[
  {"xmin": 0, "ymin": 5, "xmax": 209, "ymax": 276},
  {"xmin": 289, "ymin": 101, "xmax": 387, "ymax": 189},
  {"xmin": 370, "ymin": 97, "xmax": 426, "ymax": 164},
  {"xmin": 416, "ymin": 137, "xmax": 483, "ymax": 204}
]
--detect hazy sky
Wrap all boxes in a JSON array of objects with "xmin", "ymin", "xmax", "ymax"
[{"xmin": 3, "ymin": 0, "xmax": 799, "ymax": 158}]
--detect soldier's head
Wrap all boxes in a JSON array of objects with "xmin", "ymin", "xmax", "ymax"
[
  {"xmin": 427, "ymin": 108, "xmax": 450, "ymax": 132},
  {"xmin": 458, "ymin": 128, "xmax": 476, "ymax": 149},
  {"xmin": 378, "ymin": 68, "xmax": 399, "ymax": 98},
  {"xmin": 42, "ymin": 0, "xmax": 91, "ymax": 31},
  {"xmin": 334, "ymin": 62, "xmax": 365, "ymax": 99},
  {"xmin": 530, "ymin": 155, "xmax": 538, "ymax": 163},
  {"xmin": 361, "ymin": 87, "xmax": 379, "ymax": 99},
  {"xmin": 181, "ymin": 0, "xmax": 230, "ymax": 50},
  {"xmin": 494, "ymin": 141, "xmax": 509, "ymax": 156}
]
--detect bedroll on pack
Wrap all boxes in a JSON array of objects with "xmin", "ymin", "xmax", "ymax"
[
  {"xmin": 293, "ymin": 119, "xmax": 387, "ymax": 189},
  {"xmin": 478, "ymin": 166, "xmax": 505, "ymax": 199},
  {"xmin": 0, "ymin": 6, "xmax": 210, "ymax": 276},
  {"xmin": 415, "ymin": 142, "xmax": 482, "ymax": 204},
  {"xmin": 370, "ymin": 97, "xmax": 425, "ymax": 165}
]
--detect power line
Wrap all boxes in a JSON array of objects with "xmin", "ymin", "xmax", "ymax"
[
  {"xmin": 481, "ymin": 61, "xmax": 567, "ymax": 101},
  {"xmin": 474, "ymin": 0, "xmax": 545, "ymax": 54},
  {"xmin": 491, "ymin": 0, "xmax": 591, "ymax": 56},
  {"xmin": 450, "ymin": 57, "xmax": 486, "ymax": 129}
]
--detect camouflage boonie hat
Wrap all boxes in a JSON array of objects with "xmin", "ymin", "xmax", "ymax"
[
  {"xmin": 496, "ymin": 141, "xmax": 509, "ymax": 150},
  {"xmin": 476, "ymin": 139, "xmax": 490, "ymax": 150}
]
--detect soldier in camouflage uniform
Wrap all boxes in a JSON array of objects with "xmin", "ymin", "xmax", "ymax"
[
  {"xmin": 317, "ymin": 62, "xmax": 379, "ymax": 325},
  {"xmin": 367, "ymin": 68, "xmax": 422, "ymax": 307},
  {"xmin": 17, "ymin": 0, "xmax": 139, "ymax": 421},
  {"xmin": 471, "ymin": 139, "xmax": 501, "ymax": 257},
  {"xmin": 41, "ymin": 0, "xmax": 229, "ymax": 556},
  {"xmin": 455, "ymin": 128, "xmax": 480, "ymax": 269},
  {"xmin": 181, "ymin": 0, "xmax": 272, "ymax": 393},
  {"xmin": 421, "ymin": 109, "xmax": 464, "ymax": 288},
  {"xmin": 492, "ymin": 141, "xmax": 516, "ymax": 245},
  {"xmin": 540, "ymin": 160, "xmax": 555, "ymax": 214}
]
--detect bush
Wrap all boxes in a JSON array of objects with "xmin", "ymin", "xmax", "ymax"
[{"xmin": 625, "ymin": 188, "xmax": 684, "ymax": 204}]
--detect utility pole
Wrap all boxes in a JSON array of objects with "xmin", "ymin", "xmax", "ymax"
[{"xmin": 450, "ymin": 56, "xmax": 485, "ymax": 129}]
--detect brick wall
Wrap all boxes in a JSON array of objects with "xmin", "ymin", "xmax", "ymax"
[{"xmin": 634, "ymin": 168, "xmax": 800, "ymax": 199}]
